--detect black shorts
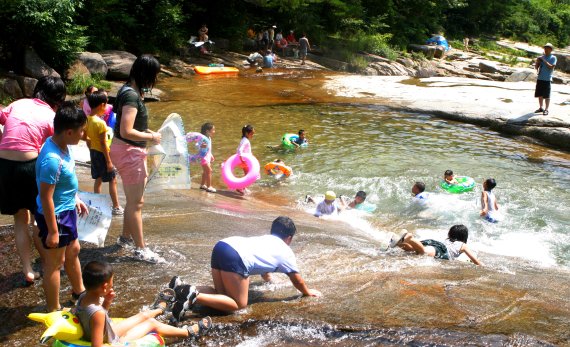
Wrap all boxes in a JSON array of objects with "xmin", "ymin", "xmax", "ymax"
[
  {"xmin": 90, "ymin": 149, "xmax": 116, "ymax": 182},
  {"xmin": 210, "ymin": 241, "xmax": 249, "ymax": 277},
  {"xmin": 35, "ymin": 209, "xmax": 78, "ymax": 249},
  {"xmin": 535, "ymin": 80, "xmax": 551, "ymax": 98},
  {"xmin": 0, "ymin": 157, "xmax": 37, "ymax": 215},
  {"xmin": 420, "ymin": 239, "xmax": 450, "ymax": 260}
]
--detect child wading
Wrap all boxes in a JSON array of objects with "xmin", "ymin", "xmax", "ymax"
[
  {"xmin": 83, "ymin": 90, "xmax": 123, "ymax": 215},
  {"xmin": 198, "ymin": 122, "xmax": 216, "ymax": 193},
  {"xmin": 236, "ymin": 124, "xmax": 255, "ymax": 195},
  {"xmin": 480, "ymin": 178, "xmax": 499, "ymax": 223},
  {"xmin": 34, "ymin": 102, "xmax": 89, "ymax": 311}
]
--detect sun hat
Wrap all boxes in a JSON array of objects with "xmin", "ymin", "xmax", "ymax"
[
  {"xmin": 544, "ymin": 43, "xmax": 554, "ymax": 49},
  {"xmin": 325, "ymin": 191, "xmax": 336, "ymax": 201}
]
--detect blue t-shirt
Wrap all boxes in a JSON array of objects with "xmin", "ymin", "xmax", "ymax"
[
  {"xmin": 426, "ymin": 35, "xmax": 450, "ymax": 51},
  {"xmin": 36, "ymin": 137, "xmax": 78, "ymax": 214},
  {"xmin": 538, "ymin": 54, "xmax": 557, "ymax": 81}
]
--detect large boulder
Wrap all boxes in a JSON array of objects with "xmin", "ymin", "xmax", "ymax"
[
  {"xmin": 505, "ymin": 68, "xmax": 537, "ymax": 82},
  {"xmin": 555, "ymin": 54, "xmax": 570, "ymax": 74},
  {"xmin": 64, "ymin": 60, "xmax": 91, "ymax": 80},
  {"xmin": 78, "ymin": 52, "xmax": 108, "ymax": 77},
  {"xmin": 23, "ymin": 47, "xmax": 61, "ymax": 79},
  {"xmin": 479, "ymin": 61, "xmax": 499, "ymax": 74},
  {"xmin": 365, "ymin": 61, "xmax": 415, "ymax": 76},
  {"xmin": 2, "ymin": 79, "xmax": 24, "ymax": 99},
  {"xmin": 15, "ymin": 76, "xmax": 38, "ymax": 97},
  {"xmin": 100, "ymin": 50, "xmax": 137, "ymax": 80}
]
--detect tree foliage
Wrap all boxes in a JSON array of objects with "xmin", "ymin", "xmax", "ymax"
[{"xmin": 0, "ymin": 0, "xmax": 569, "ymax": 73}]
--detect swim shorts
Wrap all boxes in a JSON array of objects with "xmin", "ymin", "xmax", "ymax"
[
  {"xmin": 420, "ymin": 239, "xmax": 450, "ymax": 260},
  {"xmin": 535, "ymin": 80, "xmax": 551, "ymax": 98},
  {"xmin": 210, "ymin": 241, "xmax": 249, "ymax": 277},
  {"xmin": 90, "ymin": 149, "xmax": 116, "ymax": 182},
  {"xmin": 0, "ymin": 157, "xmax": 37, "ymax": 215},
  {"xmin": 35, "ymin": 209, "xmax": 78, "ymax": 249}
]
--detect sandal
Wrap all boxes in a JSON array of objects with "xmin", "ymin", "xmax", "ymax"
[
  {"xmin": 199, "ymin": 185, "xmax": 208, "ymax": 190},
  {"xmin": 543, "ymin": 110, "xmax": 549, "ymax": 115},
  {"xmin": 151, "ymin": 288, "xmax": 176, "ymax": 313},
  {"xmin": 206, "ymin": 186, "xmax": 217, "ymax": 193},
  {"xmin": 185, "ymin": 316, "xmax": 213, "ymax": 337},
  {"xmin": 534, "ymin": 108, "xmax": 544, "ymax": 113},
  {"xmin": 172, "ymin": 285, "xmax": 199, "ymax": 322}
]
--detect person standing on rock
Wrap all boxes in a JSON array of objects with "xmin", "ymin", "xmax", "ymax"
[
  {"xmin": 534, "ymin": 43, "xmax": 557, "ymax": 116},
  {"xmin": 110, "ymin": 54, "xmax": 162, "ymax": 263},
  {"xmin": 299, "ymin": 33, "xmax": 311, "ymax": 65},
  {"xmin": 0, "ymin": 76, "xmax": 66, "ymax": 286}
]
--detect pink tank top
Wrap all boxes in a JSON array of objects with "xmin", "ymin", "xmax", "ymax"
[{"xmin": 0, "ymin": 98, "xmax": 55, "ymax": 153}]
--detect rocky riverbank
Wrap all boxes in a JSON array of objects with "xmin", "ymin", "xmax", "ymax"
[{"xmin": 325, "ymin": 75, "xmax": 570, "ymax": 151}]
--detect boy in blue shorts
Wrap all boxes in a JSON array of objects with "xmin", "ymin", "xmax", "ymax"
[
  {"xmin": 167, "ymin": 216, "xmax": 321, "ymax": 319},
  {"xmin": 35, "ymin": 102, "xmax": 89, "ymax": 311},
  {"xmin": 83, "ymin": 90, "xmax": 123, "ymax": 215}
]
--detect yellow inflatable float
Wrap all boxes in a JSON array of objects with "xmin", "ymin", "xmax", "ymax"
[{"xmin": 28, "ymin": 310, "xmax": 165, "ymax": 347}]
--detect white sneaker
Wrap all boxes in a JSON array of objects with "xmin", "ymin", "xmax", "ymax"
[
  {"xmin": 133, "ymin": 248, "xmax": 161, "ymax": 264},
  {"xmin": 117, "ymin": 236, "xmax": 134, "ymax": 248},
  {"xmin": 112, "ymin": 206, "xmax": 124, "ymax": 216}
]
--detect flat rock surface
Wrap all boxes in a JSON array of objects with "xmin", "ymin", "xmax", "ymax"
[{"xmin": 324, "ymin": 75, "xmax": 570, "ymax": 150}]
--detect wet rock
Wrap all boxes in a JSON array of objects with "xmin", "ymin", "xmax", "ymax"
[
  {"xmin": 100, "ymin": 50, "xmax": 136, "ymax": 80},
  {"xmin": 64, "ymin": 60, "xmax": 90, "ymax": 80},
  {"xmin": 505, "ymin": 69, "xmax": 537, "ymax": 82},
  {"xmin": 78, "ymin": 52, "xmax": 108, "ymax": 77},
  {"xmin": 416, "ymin": 66, "xmax": 437, "ymax": 78},
  {"xmin": 479, "ymin": 61, "xmax": 500, "ymax": 73},
  {"xmin": 23, "ymin": 47, "xmax": 61, "ymax": 79},
  {"xmin": 2, "ymin": 78, "xmax": 23, "ymax": 99},
  {"xmin": 15, "ymin": 76, "xmax": 37, "ymax": 98}
]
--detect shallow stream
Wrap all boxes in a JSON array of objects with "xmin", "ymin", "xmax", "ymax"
[{"xmin": 2, "ymin": 70, "xmax": 569, "ymax": 346}]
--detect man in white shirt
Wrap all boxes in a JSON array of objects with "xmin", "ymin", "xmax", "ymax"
[{"xmin": 170, "ymin": 216, "xmax": 321, "ymax": 319}]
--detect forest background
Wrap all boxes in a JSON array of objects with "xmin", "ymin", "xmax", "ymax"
[{"xmin": 1, "ymin": 0, "xmax": 570, "ymax": 73}]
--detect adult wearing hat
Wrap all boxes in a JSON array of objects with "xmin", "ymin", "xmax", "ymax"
[{"xmin": 534, "ymin": 43, "xmax": 557, "ymax": 115}]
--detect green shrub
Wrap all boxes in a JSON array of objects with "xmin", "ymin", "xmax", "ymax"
[
  {"xmin": 348, "ymin": 54, "xmax": 369, "ymax": 72},
  {"xmin": 66, "ymin": 74, "xmax": 112, "ymax": 96}
]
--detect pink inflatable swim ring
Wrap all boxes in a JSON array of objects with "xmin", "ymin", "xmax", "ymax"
[{"xmin": 221, "ymin": 154, "xmax": 260, "ymax": 190}]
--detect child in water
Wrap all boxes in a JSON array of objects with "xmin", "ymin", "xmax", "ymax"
[
  {"xmin": 480, "ymin": 178, "xmax": 499, "ymax": 223},
  {"xmin": 444, "ymin": 170, "xmax": 458, "ymax": 184},
  {"xmin": 236, "ymin": 125, "xmax": 255, "ymax": 195},
  {"xmin": 74, "ymin": 261, "xmax": 212, "ymax": 346},
  {"xmin": 412, "ymin": 181, "xmax": 428, "ymax": 201},
  {"xmin": 390, "ymin": 225, "xmax": 482, "ymax": 265},
  {"xmin": 341, "ymin": 190, "xmax": 367, "ymax": 209},
  {"xmin": 314, "ymin": 190, "xmax": 340, "ymax": 217},
  {"xmin": 293, "ymin": 129, "xmax": 309, "ymax": 147},
  {"xmin": 83, "ymin": 90, "xmax": 123, "ymax": 215},
  {"xmin": 199, "ymin": 123, "xmax": 216, "ymax": 193}
]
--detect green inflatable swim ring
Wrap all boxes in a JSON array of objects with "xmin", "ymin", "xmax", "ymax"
[
  {"xmin": 440, "ymin": 176, "xmax": 475, "ymax": 194},
  {"xmin": 281, "ymin": 133, "xmax": 305, "ymax": 149}
]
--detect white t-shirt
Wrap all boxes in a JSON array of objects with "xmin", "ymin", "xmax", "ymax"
[
  {"xmin": 222, "ymin": 235, "xmax": 299, "ymax": 275},
  {"xmin": 444, "ymin": 239, "xmax": 464, "ymax": 260},
  {"xmin": 314, "ymin": 200, "xmax": 338, "ymax": 217},
  {"xmin": 237, "ymin": 137, "xmax": 251, "ymax": 155}
]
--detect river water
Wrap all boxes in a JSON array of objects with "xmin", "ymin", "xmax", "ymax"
[{"xmin": 2, "ymin": 70, "xmax": 570, "ymax": 346}]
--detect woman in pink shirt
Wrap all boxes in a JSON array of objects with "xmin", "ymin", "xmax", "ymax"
[{"xmin": 0, "ymin": 76, "xmax": 66, "ymax": 285}]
